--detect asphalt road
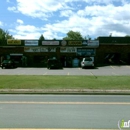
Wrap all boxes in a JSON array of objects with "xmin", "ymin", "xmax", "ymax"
[
  {"xmin": 0, "ymin": 65, "xmax": 130, "ymax": 75},
  {"xmin": 0, "ymin": 94, "xmax": 130, "ymax": 129}
]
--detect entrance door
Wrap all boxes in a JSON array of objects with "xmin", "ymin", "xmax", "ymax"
[
  {"xmin": 10, "ymin": 53, "xmax": 23, "ymax": 67},
  {"xmin": 104, "ymin": 53, "xmax": 121, "ymax": 64}
]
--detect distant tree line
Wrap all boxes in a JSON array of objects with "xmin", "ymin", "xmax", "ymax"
[
  {"xmin": 0, "ymin": 27, "xmax": 130, "ymax": 41},
  {"xmin": 0, "ymin": 28, "xmax": 14, "ymax": 40},
  {"xmin": 39, "ymin": 30, "xmax": 85, "ymax": 40},
  {"xmin": 0, "ymin": 28, "xmax": 90, "ymax": 41}
]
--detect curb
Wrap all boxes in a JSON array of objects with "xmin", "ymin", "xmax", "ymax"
[{"xmin": 0, "ymin": 89, "xmax": 130, "ymax": 95}]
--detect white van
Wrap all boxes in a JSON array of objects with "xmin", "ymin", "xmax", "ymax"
[{"xmin": 81, "ymin": 57, "xmax": 94, "ymax": 68}]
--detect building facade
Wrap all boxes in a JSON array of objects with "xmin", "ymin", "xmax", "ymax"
[
  {"xmin": 0, "ymin": 37, "xmax": 130, "ymax": 67},
  {"xmin": 0, "ymin": 39, "xmax": 99, "ymax": 67},
  {"xmin": 97, "ymin": 37, "xmax": 130, "ymax": 65}
]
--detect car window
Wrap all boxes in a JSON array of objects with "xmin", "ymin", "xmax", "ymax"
[
  {"xmin": 48, "ymin": 60, "xmax": 57, "ymax": 63},
  {"xmin": 85, "ymin": 58, "xmax": 92, "ymax": 61}
]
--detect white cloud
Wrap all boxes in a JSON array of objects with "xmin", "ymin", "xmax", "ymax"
[
  {"xmin": 60, "ymin": 10, "xmax": 74, "ymax": 17},
  {"xmin": 82, "ymin": 0, "xmax": 127, "ymax": 5},
  {"xmin": 8, "ymin": 6, "xmax": 18, "ymax": 12},
  {"xmin": 6, "ymin": 0, "xmax": 10, "ymax": 3},
  {"xmin": 17, "ymin": 19, "xmax": 24, "ymax": 24},
  {"xmin": 43, "ymin": 31, "xmax": 59, "ymax": 39},
  {"xmin": 8, "ymin": 0, "xmax": 130, "ymax": 39},
  {"xmin": 9, "ymin": 24, "xmax": 41, "ymax": 39},
  {"xmin": 0, "ymin": 21, "xmax": 3, "ymax": 26},
  {"xmin": 14, "ymin": 32, "xmax": 41, "ymax": 39},
  {"xmin": 16, "ymin": 25, "xmax": 39, "ymax": 32},
  {"xmin": 7, "ymin": 0, "xmax": 70, "ymax": 19}
]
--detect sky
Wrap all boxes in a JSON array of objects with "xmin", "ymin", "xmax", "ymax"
[{"xmin": 0, "ymin": 0, "xmax": 130, "ymax": 40}]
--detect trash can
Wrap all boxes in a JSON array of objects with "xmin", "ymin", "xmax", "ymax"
[{"xmin": 72, "ymin": 58, "xmax": 79, "ymax": 67}]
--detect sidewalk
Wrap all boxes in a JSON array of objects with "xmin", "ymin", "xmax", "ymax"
[{"xmin": 0, "ymin": 89, "xmax": 130, "ymax": 94}]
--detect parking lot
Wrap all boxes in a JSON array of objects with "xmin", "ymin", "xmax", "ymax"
[{"xmin": 0, "ymin": 65, "xmax": 130, "ymax": 75}]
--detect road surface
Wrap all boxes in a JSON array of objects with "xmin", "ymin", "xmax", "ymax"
[{"xmin": 0, "ymin": 94, "xmax": 130, "ymax": 129}]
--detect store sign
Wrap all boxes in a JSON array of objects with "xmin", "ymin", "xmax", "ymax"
[
  {"xmin": 77, "ymin": 48, "xmax": 96, "ymax": 56},
  {"xmin": 42, "ymin": 41, "xmax": 59, "ymax": 45},
  {"xmin": 84, "ymin": 40, "xmax": 99, "ymax": 48},
  {"xmin": 68, "ymin": 41, "xmax": 82, "ymax": 46},
  {"xmin": 25, "ymin": 40, "xmax": 38, "ymax": 46},
  {"xmin": 82, "ymin": 41, "xmax": 88, "ymax": 45},
  {"xmin": 24, "ymin": 47, "xmax": 56, "ymax": 52},
  {"xmin": 61, "ymin": 40, "xmax": 67, "ymax": 46},
  {"xmin": 41, "ymin": 47, "xmax": 56, "ymax": 52},
  {"xmin": 60, "ymin": 47, "xmax": 76, "ymax": 53},
  {"xmin": 10, "ymin": 53, "xmax": 23, "ymax": 56},
  {"xmin": 24, "ymin": 47, "xmax": 40, "ymax": 52},
  {"xmin": 7, "ymin": 39, "xmax": 21, "ymax": 45}
]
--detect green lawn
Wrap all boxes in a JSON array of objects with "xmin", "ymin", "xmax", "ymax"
[{"xmin": 0, "ymin": 75, "xmax": 130, "ymax": 90}]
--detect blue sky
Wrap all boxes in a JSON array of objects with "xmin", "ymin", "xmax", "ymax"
[{"xmin": 0, "ymin": 0, "xmax": 130, "ymax": 39}]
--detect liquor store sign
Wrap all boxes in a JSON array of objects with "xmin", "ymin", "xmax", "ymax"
[
  {"xmin": 7, "ymin": 39, "xmax": 21, "ymax": 45},
  {"xmin": 68, "ymin": 41, "xmax": 82, "ymax": 46}
]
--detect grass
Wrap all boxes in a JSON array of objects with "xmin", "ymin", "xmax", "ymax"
[{"xmin": 0, "ymin": 75, "xmax": 130, "ymax": 90}]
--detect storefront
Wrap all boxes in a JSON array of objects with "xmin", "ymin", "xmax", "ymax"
[
  {"xmin": 0, "ymin": 39, "xmax": 99, "ymax": 67},
  {"xmin": 97, "ymin": 37, "xmax": 130, "ymax": 65},
  {"xmin": 10, "ymin": 53, "xmax": 23, "ymax": 66}
]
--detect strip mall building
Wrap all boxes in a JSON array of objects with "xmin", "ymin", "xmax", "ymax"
[{"xmin": 0, "ymin": 37, "xmax": 130, "ymax": 67}]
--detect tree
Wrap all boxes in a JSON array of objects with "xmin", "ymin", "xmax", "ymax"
[
  {"xmin": 109, "ymin": 33, "xmax": 112, "ymax": 37},
  {"xmin": 0, "ymin": 28, "xmax": 14, "ymax": 40},
  {"xmin": 39, "ymin": 34, "xmax": 45, "ymax": 40},
  {"xmin": 125, "ymin": 35, "xmax": 130, "ymax": 37},
  {"xmin": 63, "ymin": 30, "xmax": 84, "ymax": 40}
]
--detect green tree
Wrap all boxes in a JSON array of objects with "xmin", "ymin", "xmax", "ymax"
[
  {"xmin": 63, "ymin": 30, "xmax": 84, "ymax": 40},
  {"xmin": 0, "ymin": 28, "xmax": 14, "ymax": 40},
  {"xmin": 125, "ymin": 35, "xmax": 130, "ymax": 37},
  {"xmin": 39, "ymin": 34, "xmax": 45, "ymax": 40}
]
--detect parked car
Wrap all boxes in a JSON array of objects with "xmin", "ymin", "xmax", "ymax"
[
  {"xmin": 1, "ymin": 60, "xmax": 16, "ymax": 69},
  {"xmin": 47, "ymin": 58, "xmax": 63, "ymax": 69},
  {"xmin": 81, "ymin": 57, "xmax": 94, "ymax": 68}
]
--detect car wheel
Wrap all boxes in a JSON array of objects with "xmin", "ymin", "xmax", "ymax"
[{"xmin": 82, "ymin": 67, "xmax": 84, "ymax": 69}]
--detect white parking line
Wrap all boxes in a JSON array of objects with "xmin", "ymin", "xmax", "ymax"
[
  {"xmin": 110, "ymin": 66, "xmax": 115, "ymax": 69},
  {"xmin": 90, "ymin": 72, "xmax": 93, "ymax": 76},
  {"xmin": 43, "ymin": 72, "xmax": 47, "ymax": 75},
  {"xmin": 0, "ymin": 101, "xmax": 130, "ymax": 105}
]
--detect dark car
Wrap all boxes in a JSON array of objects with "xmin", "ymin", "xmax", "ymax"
[
  {"xmin": 1, "ymin": 60, "xmax": 16, "ymax": 69},
  {"xmin": 47, "ymin": 58, "xmax": 62, "ymax": 69}
]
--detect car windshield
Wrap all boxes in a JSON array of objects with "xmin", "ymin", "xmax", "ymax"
[
  {"xmin": 2, "ymin": 60, "xmax": 13, "ymax": 63},
  {"xmin": 85, "ymin": 58, "xmax": 92, "ymax": 61},
  {"xmin": 48, "ymin": 59, "xmax": 57, "ymax": 63}
]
